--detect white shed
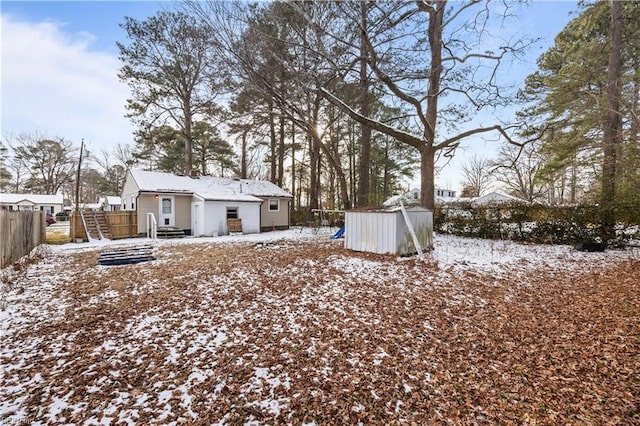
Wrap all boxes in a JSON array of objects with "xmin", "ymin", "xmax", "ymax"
[{"xmin": 344, "ymin": 206, "xmax": 433, "ymax": 255}]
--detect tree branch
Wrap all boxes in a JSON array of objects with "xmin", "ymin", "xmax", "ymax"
[{"xmin": 319, "ymin": 87, "xmax": 424, "ymax": 150}]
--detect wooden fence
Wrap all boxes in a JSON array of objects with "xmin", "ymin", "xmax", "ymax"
[
  {"xmin": 0, "ymin": 210, "xmax": 46, "ymax": 269},
  {"xmin": 71, "ymin": 211, "xmax": 138, "ymax": 241},
  {"xmin": 106, "ymin": 211, "xmax": 138, "ymax": 239}
]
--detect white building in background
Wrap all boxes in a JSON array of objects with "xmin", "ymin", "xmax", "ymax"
[
  {"xmin": 435, "ymin": 188, "xmax": 457, "ymax": 198},
  {"xmin": 384, "ymin": 188, "xmax": 525, "ymax": 207},
  {"xmin": 100, "ymin": 196, "xmax": 122, "ymax": 211},
  {"xmin": 0, "ymin": 193, "xmax": 64, "ymax": 214},
  {"xmin": 383, "ymin": 188, "xmax": 458, "ymax": 207},
  {"xmin": 471, "ymin": 192, "xmax": 525, "ymax": 206}
]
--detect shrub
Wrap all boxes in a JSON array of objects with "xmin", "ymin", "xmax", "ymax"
[
  {"xmin": 55, "ymin": 212, "xmax": 69, "ymax": 221},
  {"xmin": 435, "ymin": 202, "xmax": 639, "ymax": 246}
]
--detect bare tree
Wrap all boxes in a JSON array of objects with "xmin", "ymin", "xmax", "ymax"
[
  {"xmin": 0, "ymin": 141, "xmax": 12, "ymax": 192},
  {"xmin": 493, "ymin": 144, "xmax": 549, "ymax": 202},
  {"xmin": 313, "ymin": 1, "xmax": 531, "ymax": 210},
  {"xmin": 94, "ymin": 143, "xmax": 136, "ymax": 195},
  {"xmin": 460, "ymin": 155, "xmax": 493, "ymax": 198}
]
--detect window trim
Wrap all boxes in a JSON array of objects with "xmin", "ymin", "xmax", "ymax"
[{"xmin": 268, "ymin": 199, "xmax": 279, "ymax": 212}]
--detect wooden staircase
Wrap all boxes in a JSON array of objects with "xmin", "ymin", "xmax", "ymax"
[
  {"xmin": 80, "ymin": 210, "xmax": 112, "ymax": 241},
  {"xmin": 156, "ymin": 226, "xmax": 185, "ymax": 239}
]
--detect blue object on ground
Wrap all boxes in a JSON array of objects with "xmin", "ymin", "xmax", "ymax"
[{"xmin": 331, "ymin": 226, "xmax": 345, "ymax": 239}]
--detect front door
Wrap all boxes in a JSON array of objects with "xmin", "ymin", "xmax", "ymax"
[{"xmin": 159, "ymin": 195, "xmax": 175, "ymax": 227}]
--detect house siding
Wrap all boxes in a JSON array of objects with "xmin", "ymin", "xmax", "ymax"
[
  {"xmin": 174, "ymin": 196, "xmax": 191, "ymax": 230},
  {"xmin": 202, "ymin": 201, "xmax": 260, "ymax": 235},
  {"xmin": 136, "ymin": 194, "xmax": 157, "ymax": 234},
  {"xmin": 134, "ymin": 193, "xmax": 192, "ymax": 234},
  {"xmin": 259, "ymin": 198, "xmax": 290, "ymax": 231}
]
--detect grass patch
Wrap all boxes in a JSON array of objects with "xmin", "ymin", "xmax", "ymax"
[{"xmin": 46, "ymin": 234, "xmax": 71, "ymax": 245}]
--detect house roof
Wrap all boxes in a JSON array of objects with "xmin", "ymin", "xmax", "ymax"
[
  {"xmin": 471, "ymin": 192, "xmax": 525, "ymax": 205},
  {"xmin": 128, "ymin": 170, "xmax": 293, "ymax": 201},
  {"xmin": 0, "ymin": 193, "xmax": 64, "ymax": 205},
  {"xmin": 103, "ymin": 196, "xmax": 122, "ymax": 205}
]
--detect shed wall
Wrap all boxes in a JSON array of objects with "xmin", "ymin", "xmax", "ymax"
[
  {"xmin": 345, "ymin": 208, "xmax": 433, "ymax": 255},
  {"xmin": 345, "ymin": 211, "xmax": 397, "ymax": 254}
]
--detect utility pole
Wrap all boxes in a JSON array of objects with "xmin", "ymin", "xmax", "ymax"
[{"xmin": 75, "ymin": 139, "xmax": 84, "ymax": 212}]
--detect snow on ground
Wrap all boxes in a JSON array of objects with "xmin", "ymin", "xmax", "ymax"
[{"xmin": 1, "ymin": 231, "xmax": 638, "ymax": 424}]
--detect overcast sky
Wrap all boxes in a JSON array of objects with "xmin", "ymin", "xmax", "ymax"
[{"xmin": 1, "ymin": 1, "xmax": 579, "ymax": 192}]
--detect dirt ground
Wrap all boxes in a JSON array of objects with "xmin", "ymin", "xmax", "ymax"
[{"xmin": 1, "ymin": 236, "xmax": 639, "ymax": 424}]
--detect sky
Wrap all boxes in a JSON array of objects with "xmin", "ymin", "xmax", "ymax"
[{"xmin": 0, "ymin": 1, "xmax": 580, "ymax": 193}]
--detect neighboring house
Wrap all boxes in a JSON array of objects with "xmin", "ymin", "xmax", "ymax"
[
  {"xmin": 121, "ymin": 169, "xmax": 293, "ymax": 236},
  {"xmin": 0, "ymin": 193, "xmax": 64, "ymax": 215},
  {"xmin": 383, "ymin": 187, "xmax": 457, "ymax": 207},
  {"xmin": 100, "ymin": 196, "xmax": 122, "ymax": 211},
  {"xmin": 435, "ymin": 188, "xmax": 456, "ymax": 198},
  {"xmin": 471, "ymin": 192, "xmax": 525, "ymax": 206}
]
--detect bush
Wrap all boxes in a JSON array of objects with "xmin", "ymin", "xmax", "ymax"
[
  {"xmin": 55, "ymin": 212, "xmax": 69, "ymax": 221},
  {"xmin": 435, "ymin": 202, "xmax": 639, "ymax": 246}
]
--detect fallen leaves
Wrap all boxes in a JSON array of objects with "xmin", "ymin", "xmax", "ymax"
[{"xmin": 1, "ymin": 238, "xmax": 639, "ymax": 424}]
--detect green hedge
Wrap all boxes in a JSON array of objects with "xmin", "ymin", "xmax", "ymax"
[{"xmin": 435, "ymin": 202, "xmax": 639, "ymax": 246}]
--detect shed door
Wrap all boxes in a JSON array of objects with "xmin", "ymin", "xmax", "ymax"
[{"xmin": 159, "ymin": 195, "xmax": 175, "ymax": 227}]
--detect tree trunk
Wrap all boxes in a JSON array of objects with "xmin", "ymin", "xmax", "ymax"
[
  {"xmin": 278, "ymin": 113, "xmax": 285, "ymax": 187},
  {"xmin": 601, "ymin": 0, "xmax": 623, "ymax": 243},
  {"xmin": 200, "ymin": 141, "xmax": 207, "ymax": 176},
  {"xmin": 291, "ymin": 122, "xmax": 296, "ymax": 212},
  {"xmin": 268, "ymin": 99, "xmax": 277, "ymax": 183},
  {"xmin": 383, "ymin": 141, "xmax": 390, "ymax": 200},
  {"xmin": 240, "ymin": 127, "xmax": 248, "ymax": 179},
  {"xmin": 309, "ymin": 131, "xmax": 319, "ymax": 211},
  {"xmin": 357, "ymin": 0, "xmax": 371, "ymax": 207},
  {"xmin": 183, "ymin": 104, "xmax": 193, "ymax": 174},
  {"xmin": 421, "ymin": 2, "xmax": 445, "ymax": 210},
  {"xmin": 420, "ymin": 145, "xmax": 435, "ymax": 211}
]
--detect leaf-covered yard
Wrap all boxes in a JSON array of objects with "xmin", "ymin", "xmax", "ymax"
[{"xmin": 1, "ymin": 232, "xmax": 639, "ymax": 425}]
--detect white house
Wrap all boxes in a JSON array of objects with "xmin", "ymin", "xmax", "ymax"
[
  {"xmin": 121, "ymin": 169, "xmax": 293, "ymax": 236},
  {"xmin": 100, "ymin": 196, "xmax": 122, "ymax": 211},
  {"xmin": 0, "ymin": 193, "xmax": 64, "ymax": 215},
  {"xmin": 471, "ymin": 192, "xmax": 525, "ymax": 206},
  {"xmin": 383, "ymin": 187, "xmax": 458, "ymax": 207}
]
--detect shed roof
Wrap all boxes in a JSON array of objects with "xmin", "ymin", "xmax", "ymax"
[{"xmin": 348, "ymin": 205, "xmax": 431, "ymax": 213}]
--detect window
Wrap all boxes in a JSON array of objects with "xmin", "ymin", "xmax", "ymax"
[
  {"xmin": 226, "ymin": 207, "xmax": 238, "ymax": 219},
  {"xmin": 131, "ymin": 197, "xmax": 135, "ymax": 210},
  {"xmin": 268, "ymin": 199, "xmax": 279, "ymax": 212},
  {"xmin": 162, "ymin": 198, "xmax": 172, "ymax": 214}
]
